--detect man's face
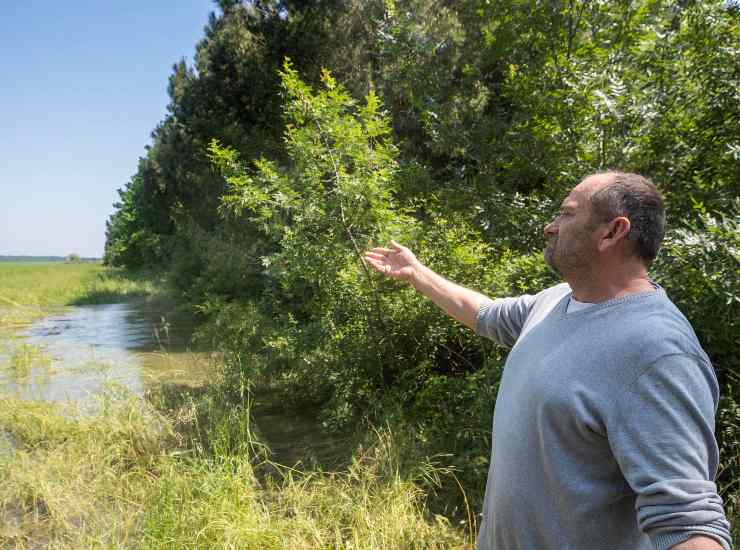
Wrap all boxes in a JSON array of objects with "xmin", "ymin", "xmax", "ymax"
[{"xmin": 543, "ymin": 177, "xmax": 605, "ymax": 277}]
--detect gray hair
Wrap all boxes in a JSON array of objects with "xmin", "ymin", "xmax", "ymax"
[{"xmin": 589, "ymin": 172, "xmax": 666, "ymax": 266}]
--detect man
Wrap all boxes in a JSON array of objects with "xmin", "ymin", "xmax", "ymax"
[{"xmin": 364, "ymin": 172, "xmax": 732, "ymax": 549}]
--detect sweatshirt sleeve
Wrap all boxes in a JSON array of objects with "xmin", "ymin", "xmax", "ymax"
[
  {"xmin": 475, "ymin": 294, "xmax": 537, "ymax": 348},
  {"xmin": 607, "ymin": 353, "xmax": 732, "ymax": 550}
]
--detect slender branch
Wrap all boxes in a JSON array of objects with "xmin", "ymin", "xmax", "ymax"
[
  {"xmin": 438, "ymin": 341, "xmax": 478, "ymax": 372},
  {"xmin": 567, "ymin": 0, "xmax": 587, "ymax": 60},
  {"xmin": 315, "ymin": 121, "xmax": 374, "ymax": 282},
  {"xmin": 314, "ymin": 120, "xmax": 391, "ymax": 383}
]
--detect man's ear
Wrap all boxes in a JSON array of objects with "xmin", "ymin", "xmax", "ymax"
[{"xmin": 597, "ymin": 216, "xmax": 631, "ymax": 252}]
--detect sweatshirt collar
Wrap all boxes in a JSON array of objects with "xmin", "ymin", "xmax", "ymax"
[{"xmin": 560, "ymin": 282, "xmax": 664, "ymax": 318}]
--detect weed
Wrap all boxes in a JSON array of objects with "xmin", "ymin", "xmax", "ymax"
[{"xmin": 0, "ymin": 389, "xmax": 472, "ymax": 549}]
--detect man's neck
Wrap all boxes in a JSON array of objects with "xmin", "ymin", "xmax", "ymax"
[{"xmin": 567, "ymin": 264, "xmax": 654, "ymax": 303}]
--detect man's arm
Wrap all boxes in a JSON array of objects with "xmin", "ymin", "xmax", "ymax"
[
  {"xmin": 607, "ymin": 354, "xmax": 732, "ymax": 550},
  {"xmin": 672, "ymin": 535, "xmax": 725, "ymax": 549},
  {"xmin": 363, "ymin": 241, "xmax": 487, "ymax": 330}
]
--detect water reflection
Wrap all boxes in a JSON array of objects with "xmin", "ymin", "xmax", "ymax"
[
  {"xmin": 252, "ymin": 395, "xmax": 353, "ymax": 469},
  {"xmin": 0, "ymin": 300, "xmax": 348, "ymax": 469},
  {"xmin": 0, "ymin": 299, "xmax": 207, "ymax": 403}
]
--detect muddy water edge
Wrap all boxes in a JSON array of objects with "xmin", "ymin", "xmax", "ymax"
[{"xmin": 0, "ymin": 296, "xmax": 343, "ymax": 468}]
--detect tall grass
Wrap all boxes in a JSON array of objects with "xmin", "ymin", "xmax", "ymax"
[
  {"xmin": 0, "ymin": 264, "xmax": 472, "ymax": 548},
  {"xmin": 5, "ymin": 342, "xmax": 53, "ymax": 380},
  {"xmin": 0, "ymin": 387, "xmax": 472, "ymax": 549}
]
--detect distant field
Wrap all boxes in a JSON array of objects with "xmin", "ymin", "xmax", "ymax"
[
  {"xmin": 0, "ymin": 262, "xmax": 105, "ymax": 308},
  {"xmin": 0, "ymin": 255, "xmax": 100, "ymax": 262},
  {"xmin": 0, "ymin": 263, "xmax": 156, "ymax": 327}
]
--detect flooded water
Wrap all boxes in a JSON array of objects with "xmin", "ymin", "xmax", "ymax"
[
  {"xmin": 0, "ymin": 299, "xmax": 206, "ymax": 404},
  {"xmin": 0, "ymin": 298, "xmax": 348, "ymax": 468}
]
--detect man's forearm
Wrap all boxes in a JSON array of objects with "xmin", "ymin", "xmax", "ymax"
[
  {"xmin": 671, "ymin": 535, "xmax": 726, "ymax": 549},
  {"xmin": 409, "ymin": 263, "xmax": 488, "ymax": 331}
]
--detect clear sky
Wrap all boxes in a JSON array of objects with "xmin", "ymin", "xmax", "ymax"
[{"xmin": 0, "ymin": 1, "xmax": 216, "ymax": 258}]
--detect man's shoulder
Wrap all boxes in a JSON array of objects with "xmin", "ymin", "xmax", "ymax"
[
  {"xmin": 531, "ymin": 283, "xmax": 571, "ymax": 309},
  {"xmin": 608, "ymin": 289, "xmax": 711, "ymax": 365}
]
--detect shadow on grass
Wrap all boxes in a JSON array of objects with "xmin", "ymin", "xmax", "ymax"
[
  {"xmin": 146, "ymin": 381, "xmax": 210, "ymax": 413},
  {"xmin": 70, "ymin": 269, "xmax": 160, "ymax": 306},
  {"xmin": 146, "ymin": 381, "xmax": 355, "ymax": 474}
]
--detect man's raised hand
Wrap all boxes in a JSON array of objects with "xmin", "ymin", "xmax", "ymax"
[{"xmin": 363, "ymin": 240, "xmax": 419, "ymax": 282}]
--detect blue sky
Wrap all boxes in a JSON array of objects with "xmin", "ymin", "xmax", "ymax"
[{"xmin": 0, "ymin": 1, "xmax": 216, "ymax": 257}]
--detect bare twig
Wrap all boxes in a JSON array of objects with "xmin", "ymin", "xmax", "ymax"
[{"xmin": 314, "ymin": 120, "xmax": 391, "ymax": 384}]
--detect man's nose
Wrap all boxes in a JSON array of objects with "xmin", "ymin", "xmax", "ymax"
[{"xmin": 544, "ymin": 220, "xmax": 558, "ymax": 236}]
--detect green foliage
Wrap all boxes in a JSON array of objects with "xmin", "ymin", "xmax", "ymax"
[
  {"xmin": 209, "ymin": 62, "xmax": 415, "ymax": 417},
  {"xmin": 104, "ymin": 169, "xmax": 170, "ymax": 269},
  {"xmin": 654, "ymin": 207, "xmax": 740, "ymax": 377},
  {"xmin": 204, "ymin": 62, "xmax": 562, "ymax": 509}
]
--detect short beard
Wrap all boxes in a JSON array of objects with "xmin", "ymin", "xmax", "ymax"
[{"xmin": 544, "ymin": 241, "xmax": 561, "ymax": 276}]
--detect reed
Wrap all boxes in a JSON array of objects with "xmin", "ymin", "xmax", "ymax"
[
  {"xmin": 0, "ymin": 263, "xmax": 472, "ymax": 548},
  {"xmin": 0, "ymin": 387, "xmax": 472, "ymax": 549}
]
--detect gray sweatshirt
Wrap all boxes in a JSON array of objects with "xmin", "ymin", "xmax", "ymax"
[{"xmin": 475, "ymin": 283, "xmax": 732, "ymax": 550}]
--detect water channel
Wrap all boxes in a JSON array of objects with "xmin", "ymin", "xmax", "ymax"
[
  {"xmin": 0, "ymin": 299, "xmax": 348, "ymax": 468},
  {"xmin": 0, "ymin": 300, "xmax": 204, "ymax": 403}
]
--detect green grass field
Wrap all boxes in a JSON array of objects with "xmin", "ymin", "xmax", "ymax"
[
  {"xmin": 0, "ymin": 262, "xmax": 154, "ymax": 308},
  {"xmin": 0, "ymin": 262, "xmax": 155, "ymax": 330}
]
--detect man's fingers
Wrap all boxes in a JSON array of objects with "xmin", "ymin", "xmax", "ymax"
[
  {"xmin": 364, "ymin": 242, "xmax": 407, "ymax": 277},
  {"xmin": 390, "ymin": 240, "xmax": 404, "ymax": 252},
  {"xmin": 365, "ymin": 257, "xmax": 398, "ymax": 277},
  {"xmin": 364, "ymin": 252, "xmax": 389, "ymax": 262},
  {"xmin": 368, "ymin": 247, "xmax": 393, "ymax": 256},
  {"xmin": 364, "ymin": 257, "xmax": 386, "ymax": 272}
]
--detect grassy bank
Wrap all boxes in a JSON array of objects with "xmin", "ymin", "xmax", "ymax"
[
  {"xmin": 0, "ymin": 388, "xmax": 472, "ymax": 549},
  {"xmin": 0, "ymin": 262, "xmax": 154, "ymax": 307},
  {"xmin": 0, "ymin": 263, "xmax": 472, "ymax": 548}
]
